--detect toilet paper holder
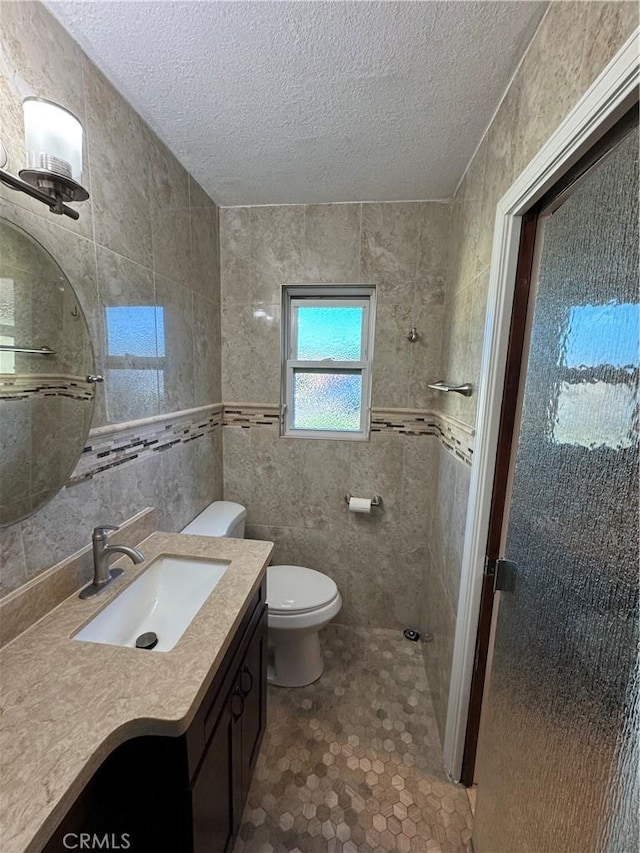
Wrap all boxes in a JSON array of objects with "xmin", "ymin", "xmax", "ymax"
[{"xmin": 345, "ymin": 494, "xmax": 383, "ymax": 508}]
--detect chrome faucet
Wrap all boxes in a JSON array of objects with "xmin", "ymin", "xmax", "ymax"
[{"xmin": 79, "ymin": 525, "xmax": 145, "ymax": 599}]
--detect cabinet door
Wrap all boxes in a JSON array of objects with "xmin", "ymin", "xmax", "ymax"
[
  {"xmin": 191, "ymin": 605, "xmax": 266, "ymax": 853},
  {"xmin": 191, "ymin": 695, "xmax": 242, "ymax": 853},
  {"xmin": 239, "ymin": 607, "xmax": 268, "ymax": 803}
]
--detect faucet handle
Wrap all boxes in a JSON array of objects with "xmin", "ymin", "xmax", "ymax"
[{"xmin": 92, "ymin": 524, "xmax": 119, "ymax": 541}]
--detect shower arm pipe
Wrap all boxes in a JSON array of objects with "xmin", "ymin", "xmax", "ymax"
[{"xmin": 427, "ymin": 380, "xmax": 474, "ymax": 397}]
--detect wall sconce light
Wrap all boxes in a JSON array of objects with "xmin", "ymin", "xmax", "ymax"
[{"xmin": 0, "ymin": 97, "xmax": 89, "ymax": 221}]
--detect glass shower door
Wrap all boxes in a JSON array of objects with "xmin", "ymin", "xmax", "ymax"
[{"xmin": 473, "ymin": 122, "xmax": 639, "ymax": 852}]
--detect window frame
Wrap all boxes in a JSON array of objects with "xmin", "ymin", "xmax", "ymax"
[{"xmin": 280, "ymin": 285, "xmax": 376, "ymax": 441}]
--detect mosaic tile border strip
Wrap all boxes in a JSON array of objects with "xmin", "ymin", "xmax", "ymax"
[
  {"xmin": 64, "ymin": 400, "xmax": 473, "ymax": 491},
  {"xmin": 370, "ymin": 409, "xmax": 440, "ymax": 436},
  {"xmin": 372, "ymin": 409, "xmax": 474, "ymax": 466},
  {"xmin": 0, "ymin": 373, "xmax": 94, "ymax": 402},
  {"xmin": 66, "ymin": 403, "xmax": 223, "ymax": 487},
  {"xmin": 438, "ymin": 416, "xmax": 475, "ymax": 467},
  {"xmin": 223, "ymin": 404, "xmax": 475, "ymax": 465},
  {"xmin": 224, "ymin": 404, "xmax": 281, "ymax": 428}
]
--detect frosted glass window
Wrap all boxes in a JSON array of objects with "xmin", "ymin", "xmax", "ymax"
[
  {"xmin": 105, "ymin": 306, "xmax": 165, "ymax": 424},
  {"xmin": 281, "ymin": 288, "xmax": 375, "ymax": 440},
  {"xmin": 0, "ymin": 278, "xmax": 15, "ymax": 374},
  {"xmin": 293, "ymin": 371, "xmax": 362, "ymax": 431},
  {"xmin": 562, "ymin": 302, "xmax": 640, "ymax": 369},
  {"xmin": 0, "ymin": 334, "xmax": 15, "ymax": 374},
  {"xmin": 553, "ymin": 302, "xmax": 640, "ymax": 448},
  {"xmin": 295, "ymin": 306, "xmax": 364, "ymax": 361},
  {"xmin": 0, "ymin": 278, "xmax": 15, "ymax": 327},
  {"xmin": 106, "ymin": 368, "xmax": 159, "ymax": 422},
  {"xmin": 553, "ymin": 380, "xmax": 636, "ymax": 449},
  {"xmin": 156, "ymin": 307, "xmax": 166, "ymax": 357},
  {"xmin": 106, "ymin": 306, "xmax": 162, "ymax": 358}
]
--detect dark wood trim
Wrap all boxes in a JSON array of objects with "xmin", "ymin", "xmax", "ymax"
[
  {"xmin": 484, "ymin": 211, "xmax": 539, "ymax": 561},
  {"xmin": 459, "ymin": 210, "xmax": 538, "ymax": 786},
  {"xmin": 536, "ymin": 103, "xmax": 639, "ymax": 215}
]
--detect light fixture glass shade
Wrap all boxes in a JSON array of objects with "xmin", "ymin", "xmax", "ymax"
[{"xmin": 23, "ymin": 97, "xmax": 83, "ymax": 182}]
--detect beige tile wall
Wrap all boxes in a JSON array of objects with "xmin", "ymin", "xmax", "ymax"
[
  {"xmin": 428, "ymin": 0, "xmax": 638, "ymax": 737},
  {"xmin": 0, "ymin": 0, "xmax": 635, "ymax": 742},
  {"xmin": 220, "ymin": 202, "xmax": 449, "ymax": 408},
  {"xmin": 0, "ymin": 1, "xmax": 223, "ymax": 596},
  {"xmin": 220, "ymin": 201, "xmax": 450, "ymax": 630},
  {"xmin": 441, "ymin": 0, "xmax": 638, "ymax": 429}
]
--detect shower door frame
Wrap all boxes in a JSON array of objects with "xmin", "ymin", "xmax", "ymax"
[{"xmin": 443, "ymin": 27, "xmax": 640, "ymax": 782}]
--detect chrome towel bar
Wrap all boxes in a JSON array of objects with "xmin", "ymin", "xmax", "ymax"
[
  {"xmin": 427, "ymin": 380, "xmax": 473, "ymax": 397},
  {"xmin": 0, "ymin": 345, "xmax": 56, "ymax": 356}
]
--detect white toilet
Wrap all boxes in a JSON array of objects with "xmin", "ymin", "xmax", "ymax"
[{"xmin": 182, "ymin": 501, "xmax": 342, "ymax": 687}]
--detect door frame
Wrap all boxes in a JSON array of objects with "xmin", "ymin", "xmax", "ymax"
[{"xmin": 443, "ymin": 28, "xmax": 640, "ymax": 782}]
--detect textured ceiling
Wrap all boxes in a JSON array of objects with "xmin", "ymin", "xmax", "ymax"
[{"xmin": 46, "ymin": 1, "xmax": 547, "ymax": 206}]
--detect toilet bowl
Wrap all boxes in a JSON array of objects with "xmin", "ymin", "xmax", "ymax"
[
  {"xmin": 182, "ymin": 502, "xmax": 342, "ymax": 687},
  {"xmin": 267, "ymin": 564, "xmax": 342, "ymax": 687}
]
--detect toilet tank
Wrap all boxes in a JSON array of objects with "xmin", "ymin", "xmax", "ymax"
[{"xmin": 181, "ymin": 501, "xmax": 247, "ymax": 538}]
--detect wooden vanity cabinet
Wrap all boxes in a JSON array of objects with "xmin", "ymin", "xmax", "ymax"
[
  {"xmin": 44, "ymin": 581, "xmax": 267, "ymax": 853},
  {"xmin": 191, "ymin": 591, "xmax": 267, "ymax": 853}
]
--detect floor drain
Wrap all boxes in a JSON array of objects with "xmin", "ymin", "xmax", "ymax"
[{"xmin": 135, "ymin": 631, "xmax": 158, "ymax": 650}]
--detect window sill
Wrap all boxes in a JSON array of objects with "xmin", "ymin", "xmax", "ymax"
[{"xmin": 280, "ymin": 428, "xmax": 370, "ymax": 442}]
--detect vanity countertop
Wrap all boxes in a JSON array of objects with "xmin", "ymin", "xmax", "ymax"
[{"xmin": 0, "ymin": 531, "xmax": 273, "ymax": 853}]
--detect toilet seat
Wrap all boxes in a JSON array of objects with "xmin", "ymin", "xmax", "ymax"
[
  {"xmin": 268, "ymin": 594, "xmax": 343, "ymax": 632},
  {"xmin": 267, "ymin": 565, "xmax": 338, "ymax": 614}
]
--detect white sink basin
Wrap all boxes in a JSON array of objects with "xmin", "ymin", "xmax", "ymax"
[{"xmin": 74, "ymin": 555, "xmax": 229, "ymax": 652}]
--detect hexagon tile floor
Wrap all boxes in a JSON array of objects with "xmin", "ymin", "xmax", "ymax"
[{"xmin": 234, "ymin": 624, "xmax": 473, "ymax": 853}]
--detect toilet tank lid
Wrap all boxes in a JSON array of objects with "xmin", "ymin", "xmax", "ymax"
[
  {"xmin": 182, "ymin": 501, "xmax": 246, "ymax": 537},
  {"xmin": 267, "ymin": 565, "xmax": 338, "ymax": 613}
]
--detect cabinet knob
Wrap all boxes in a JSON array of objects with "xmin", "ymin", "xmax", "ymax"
[
  {"xmin": 230, "ymin": 688, "xmax": 244, "ymax": 720},
  {"xmin": 240, "ymin": 666, "xmax": 253, "ymax": 697}
]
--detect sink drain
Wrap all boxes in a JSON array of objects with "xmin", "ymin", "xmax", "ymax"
[{"xmin": 135, "ymin": 631, "xmax": 158, "ymax": 650}]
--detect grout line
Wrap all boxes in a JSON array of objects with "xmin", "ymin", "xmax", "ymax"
[
  {"xmin": 16, "ymin": 525, "xmax": 28, "ymax": 589},
  {"xmin": 80, "ymin": 54, "xmax": 97, "ymax": 251},
  {"xmin": 414, "ymin": 203, "xmax": 422, "ymax": 281},
  {"xmin": 357, "ymin": 202, "xmax": 363, "ymax": 281},
  {"xmin": 302, "ymin": 204, "xmax": 307, "ymax": 279},
  {"xmin": 93, "ymin": 241, "xmax": 155, "ymax": 274},
  {"xmin": 451, "ymin": 4, "xmax": 550, "ymax": 200},
  {"xmin": 577, "ymin": 1, "xmax": 594, "ymax": 91}
]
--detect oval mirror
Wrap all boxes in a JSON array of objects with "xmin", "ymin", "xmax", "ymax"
[{"xmin": 0, "ymin": 217, "xmax": 95, "ymax": 527}]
